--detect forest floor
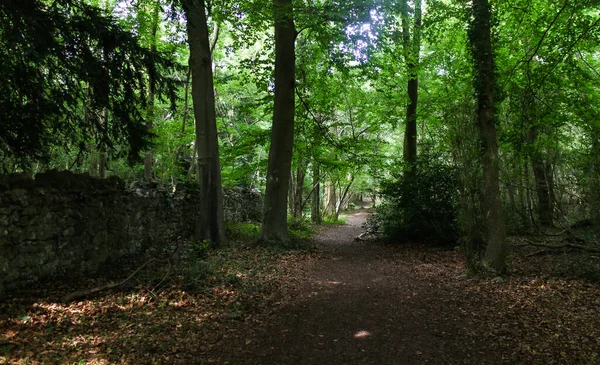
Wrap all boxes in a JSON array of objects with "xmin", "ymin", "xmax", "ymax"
[{"xmin": 1, "ymin": 205, "xmax": 600, "ymax": 364}]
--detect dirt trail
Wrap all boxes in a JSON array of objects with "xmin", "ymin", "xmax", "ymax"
[
  {"xmin": 209, "ymin": 208, "xmax": 491, "ymax": 365},
  {"xmin": 4, "ymin": 206, "xmax": 598, "ymax": 364}
]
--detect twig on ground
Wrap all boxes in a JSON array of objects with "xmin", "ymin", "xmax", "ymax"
[
  {"xmin": 151, "ymin": 259, "xmax": 173, "ymax": 294},
  {"xmin": 517, "ymin": 239, "xmax": 600, "ymax": 253},
  {"xmin": 63, "ymin": 258, "xmax": 156, "ymax": 302}
]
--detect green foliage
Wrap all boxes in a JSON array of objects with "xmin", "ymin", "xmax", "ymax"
[
  {"xmin": 287, "ymin": 218, "xmax": 316, "ymax": 247},
  {"xmin": 322, "ymin": 216, "xmax": 348, "ymax": 225},
  {"xmin": 188, "ymin": 240, "xmax": 212, "ymax": 258},
  {"xmin": 225, "ymin": 222, "xmax": 261, "ymax": 242},
  {"xmin": 0, "ymin": 0, "xmax": 180, "ymax": 168},
  {"xmin": 378, "ymin": 156, "xmax": 459, "ymax": 245}
]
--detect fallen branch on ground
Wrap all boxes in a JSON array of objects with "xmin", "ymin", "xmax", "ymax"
[
  {"xmin": 63, "ymin": 258, "xmax": 157, "ymax": 302},
  {"xmin": 516, "ymin": 239, "xmax": 600, "ymax": 254}
]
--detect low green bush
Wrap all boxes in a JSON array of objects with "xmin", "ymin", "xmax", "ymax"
[
  {"xmin": 376, "ymin": 156, "xmax": 459, "ymax": 245},
  {"xmin": 225, "ymin": 222, "xmax": 261, "ymax": 242}
]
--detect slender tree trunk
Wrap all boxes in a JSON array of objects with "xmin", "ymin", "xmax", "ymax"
[
  {"xmin": 546, "ymin": 158, "xmax": 556, "ymax": 219},
  {"xmin": 182, "ymin": 66, "xmax": 192, "ymax": 135},
  {"xmin": 144, "ymin": 0, "xmax": 161, "ymax": 180},
  {"xmin": 327, "ymin": 180, "xmax": 337, "ymax": 216},
  {"xmin": 175, "ymin": 65, "xmax": 191, "ymax": 182},
  {"xmin": 98, "ymin": 109, "xmax": 108, "ymax": 179},
  {"xmin": 293, "ymin": 160, "xmax": 305, "ymax": 218},
  {"xmin": 288, "ymin": 170, "xmax": 295, "ymax": 215},
  {"xmin": 183, "ymin": 0, "xmax": 225, "ymax": 245},
  {"xmin": 335, "ymin": 176, "xmax": 354, "ymax": 217},
  {"xmin": 311, "ymin": 162, "xmax": 322, "ymax": 224},
  {"xmin": 469, "ymin": 0, "xmax": 507, "ymax": 273},
  {"xmin": 260, "ymin": 0, "xmax": 296, "ymax": 243},
  {"xmin": 591, "ymin": 127, "xmax": 600, "ymax": 229},
  {"xmin": 517, "ymin": 157, "xmax": 528, "ymax": 225},
  {"xmin": 524, "ymin": 160, "xmax": 536, "ymax": 226},
  {"xmin": 531, "ymin": 154, "xmax": 553, "ymax": 226},
  {"xmin": 528, "ymin": 126, "xmax": 553, "ymax": 226},
  {"xmin": 89, "ymin": 146, "xmax": 98, "ymax": 177},
  {"xmin": 401, "ymin": 0, "xmax": 422, "ymax": 178}
]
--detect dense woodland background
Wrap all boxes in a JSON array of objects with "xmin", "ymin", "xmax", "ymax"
[{"xmin": 2, "ymin": 0, "xmax": 600, "ymax": 273}]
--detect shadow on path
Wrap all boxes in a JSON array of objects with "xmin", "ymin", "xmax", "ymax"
[{"xmin": 209, "ymin": 207, "xmax": 493, "ymax": 365}]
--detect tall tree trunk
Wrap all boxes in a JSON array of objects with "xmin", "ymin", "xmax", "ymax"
[
  {"xmin": 326, "ymin": 180, "xmax": 337, "ymax": 217},
  {"xmin": 469, "ymin": 0, "xmax": 507, "ymax": 273},
  {"xmin": 288, "ymin": 170, "xmax": 295, "ymax": 215},
  {"xmin": 260, "ymin": 0, "xmax": 296, "ymax": 243},
  {"xmin": 98, "ymin": 109, "xmax": 108, "ymax": 179},
  {"xmin": 293, "ymin": 160, "xmax": 305, "ymax": 218},
  {"xmin": 311, "ymin": 162, "xmax": 322, "ymax": 224},
  {"xmin": 546, "ymin": 158, "xmax": 556, "ymax": 219},
  {"xmin": 144, "ymin": 0, "xmax": 161, "ymax": 180},
  {"xmin": 401, "ymin": 0, "xmax": 422, "ymax": 178},
  {"xmin": 183, "ymin": 0, "xmax": 225, "ymax": 245},
  {"xmin": 89, "ymin": 146, "xmax": 98, "ymax": 177},
  {"xmin": 517, "ymin": 157, "xmax": 528, "ymax": 226},
  {"xmin": 591, "ymin": 126, "xmax": 600, "ymax": 230},
  {"xmin": 182, "ymin": 66, "xmax": 191, "ymax": 135},
  {"xmin": 529, "ymin": 126, "xmax": 553, "ymax": 226},
  {"xmin": 335, "ymin": 175, "xmax": 354, "ymax": 217},
  {"xmin": 531, "ymin": 155, "xmax": 553, "ymax": 226}
]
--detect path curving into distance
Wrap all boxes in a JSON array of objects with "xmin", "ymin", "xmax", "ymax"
[{"xmin": 207, "ymin": 206, "xmax": 495, "ymax": 365}]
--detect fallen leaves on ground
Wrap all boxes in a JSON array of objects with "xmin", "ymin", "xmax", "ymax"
[
  {"xmin": 0, "ymin": 235, "xmax": 599, "ymax": 365},
  {"xmin": 0, "ymin": 244, "xmax": 316, "ymax": 364}
]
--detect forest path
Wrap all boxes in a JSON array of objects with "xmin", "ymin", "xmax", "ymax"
[{"xmin": 209, "ymin": 206, "xmax": 490, "ymax": 365}]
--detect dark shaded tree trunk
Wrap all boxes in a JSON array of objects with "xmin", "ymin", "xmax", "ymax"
[
  {"xmin": 288, "ymin": 170, "xmax": 295, "ymax": 215},
  {"xmin": 546, "ymin": 160, "xmax": 556, "ymax": 215},
  {"xmin": 311, "ymin": 162, "xmax": 322, "ymax": 224},
  {"xmin": 144, "ymin": 0, "xmax": 161, "ymax": 180},
  {"xmin": 183, "ymin": 0, "xmax": 225, "ymax": 245},
  {"xmin": 293, "ymin": 160, "xmax": 305, "ymax": 218},
  {"xmin": 400, "ymin": 0, "xmax": 422, "ymax": 178},
  {"xmin": 260, "ymin": 0, "xmax": 296, "ymax": 243},
  {"xmin": 531, "ymin": 156, "xmax": 553, "ymax": 226},
  {"xmin": 98, "ymin": 109, "xmax": 108, "ymax": 179},
  {"xmin": 591, "ymin": 127, "xmax": 600, "ymax": 230},
  {"xmin": 469, "ymin": 0, "xmax": 507, "ymax": 273},
  {"xmin": 528, "ymin": 125, "xmax": 553, "ymax": 227}
]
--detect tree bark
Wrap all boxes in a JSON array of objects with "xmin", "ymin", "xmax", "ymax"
[
  {"xmin": 260, "ymin": 0, "xmax": 296, "ymax": 243},
  {"xmin": 288, "ymin": 170, "xmax": 295, "ymax": 215},
  {"xmin": 144, "ymin": 0, "xmax": 161, "ymax": 180},
  {"xmin": 326, "ymin": 180, "xmax": 337, "ymax": 217},
  {"xmin": 183, "ymin": 0, "xmax": 225, "ymax": 245},
  {"xmin": 293, "ymin": 159, "xmax": 305, "ymax": 218},
  {"xmin": 528, "ymin": 125, "xmax": 553, "ymax": 226},
  {"xmin": 311, "ymin": 162, "xmax": 322, "ymax": 224},
  {"xmin": 591, "ymin": 126, "xmax": 600, "ymax": 230},
  {"xmin": 531, "ymin": 154, "xmax": 553, "ymax": 226},
  {"xmin": 98, "ymin": 109, "xmax": 108, "ymax": 179},
  {"xmin": 469, "ymin": 0, "xmax": 507, "ymax": 273},
  {"xmin": 400, "ymin": 0, "xmax": 421, "ymax": 178},
  {"xmin": 335, "ymin": 175, "xmax": 354, "ymax": 217}
]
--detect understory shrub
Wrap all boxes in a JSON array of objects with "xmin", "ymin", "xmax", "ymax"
[{"xmin": 376, "ymin": 156, "xmax": 459, "ymax": 245}]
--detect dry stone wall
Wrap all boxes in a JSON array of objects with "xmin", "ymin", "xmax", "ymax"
[{"xmin": 0, "ymin": 172, "xmax": 262, "ymax": 296}]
